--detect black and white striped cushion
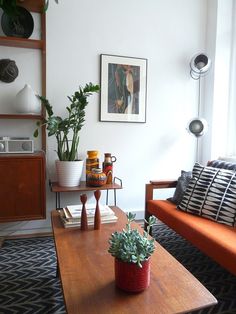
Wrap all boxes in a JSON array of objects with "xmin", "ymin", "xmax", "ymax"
[{"xmin": 178, "ymin": 163, "xmax": 236, "ymax": 226}]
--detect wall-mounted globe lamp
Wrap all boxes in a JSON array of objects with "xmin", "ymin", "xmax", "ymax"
[
  {"xmin": 190, "ymin": 53, "xmax": 211, "ymax": 80},
  {"xmin": 187, "ymin": 117, "xmax": 208, "ymax": 137}
]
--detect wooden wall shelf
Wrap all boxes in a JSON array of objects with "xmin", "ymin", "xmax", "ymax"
[
  {"xmin": 16, "ymin": 0, "xmax": 45, "ymax": 13},
  {"xmin": 0, "ymin": 114, "xmax": 43, "ymax": 120},
  {"xmin": 0, "ymin": 36, "xmax": 44, "ymax": 50},
  {"xmin": 0, "ymin": 1, "xmax": 46, "ymax": 151},
  {"xmin": 0, "ymin": 0, "xmax": 47, "ymax": 223}
]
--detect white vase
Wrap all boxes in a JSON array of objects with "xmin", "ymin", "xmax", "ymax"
[
  {"xmin": 55, "ymin": 160, "xmax": 84, "ymax": 187},
  {"xmin": 15, "ymin": 84, "xmax": 41, "ymax": 114}
]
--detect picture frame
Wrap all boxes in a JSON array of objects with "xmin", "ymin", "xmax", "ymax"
[{"xmin": 100, "ymin": 54, "xmax": 147, "ymax": 123}]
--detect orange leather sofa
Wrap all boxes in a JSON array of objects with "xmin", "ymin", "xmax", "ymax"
[{"xmin": 145, "ymin": 180, "xmax": 236, "ymax": 276}]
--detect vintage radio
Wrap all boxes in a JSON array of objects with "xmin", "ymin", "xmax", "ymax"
[{"xmin": 0, "ymin": 137, "xmax": 34, "ymax": 153}]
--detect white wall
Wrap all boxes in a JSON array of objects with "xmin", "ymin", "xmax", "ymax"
[{"xmin": 0, "ymin": 0, "xmax": 207, "ymax": 236}]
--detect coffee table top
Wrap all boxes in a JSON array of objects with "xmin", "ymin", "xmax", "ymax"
[{"xmin": 51, "ymin": 206, "xmax": 217, "ymax": 314}]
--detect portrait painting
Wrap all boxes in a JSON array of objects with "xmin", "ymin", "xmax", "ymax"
[{"xmin": 100, "ymin": 54, "xmax": 147, "ymax": 123}]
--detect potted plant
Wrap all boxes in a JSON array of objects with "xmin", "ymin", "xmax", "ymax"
[
  {"xmin": 108, "ymin": 212, "xmax": 157, "ymax": 292},
  {"xmin": 34, "ymin": 82, "xmax": 100, "ymax": 187}
]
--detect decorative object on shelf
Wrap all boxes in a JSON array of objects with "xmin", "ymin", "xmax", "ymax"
[
  {"xmin": 108, "ymin": 212, "xmax": 156, "ymax": 292},
  {"xmin": 102, "ymin": 153, "xmax": 116, "ymax": 184},
  {"xmin": 14, "ymin": 84, "xmax": 40, "ymax": 114},
  {"xmin": 80, "ymin": 194, "xmax": 88, "ymax": 231},
  {"xmin": 86, "ymin": 150, "xmax": 99, "ymax": 182},
  {"xmin": 0, "ymin": 137, "xmax": 34, "ymax": 154},
  {"xmin": 87, "ymin": 168, "xmax": 107, "ymax": 187},
  {"xmin": 1, "ymin": 5, "xmax": 34, "ymax": 38},
  {"xmin": 0, "ymin": 0, "xmax": 59, "ymax": 15},
  {"xmin": 100, "ymin": 54, "xmax": 147, "ymax": 123},
  {"xmin": 188, "ymin": 53, "xmax": 212, "ymax": 161},
  {"xmin": 55, "ymin": 159, "xmax": 84, "ymax": 187},
  {"xmin": 94, "ymin": 190, "xmax": 101, "ymax": 230},
  {"xmin": 0, "ymin": 59, "xmax": 18, "ymax": 83},
  {"xmin": 34, "ymin": 83, "xmax": 100, "ymax": 187}
]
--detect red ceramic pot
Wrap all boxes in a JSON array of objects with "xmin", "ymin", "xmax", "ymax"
[{"xmin": 114, "ymin": 258, "xmax": 150, "ymax": 292}]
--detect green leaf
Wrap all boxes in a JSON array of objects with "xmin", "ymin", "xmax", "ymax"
[
  {"xmin": 33, "ymin": 129, "xmax": 39, "ymax": 138},
  {"xmin": 43, "ymin": 0, "xmax": 49, "ymax": 11},
  {"xmin": 43, "ymin": 0, "xmax": 59, "ymax": 12}
]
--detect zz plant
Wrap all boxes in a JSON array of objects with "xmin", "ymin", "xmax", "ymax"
[
  {"xmin": 108, "ymin": 213, "xmax": 157, "ymax": 268},
  {"xmin": 34, "ymin": 82, "xmax": 99, "ymax": 161}
]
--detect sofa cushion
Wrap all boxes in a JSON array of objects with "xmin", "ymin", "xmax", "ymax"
[
  {"xmin": 168, "ymin": 170, "xmax": 192, "ymax": 205},
  {"xmin": 208, "ymin": 160, "xmax": 236, "ymax": 171},
  {"xmin": 178, "ymin": 163, "xmax": 236, "ymax": 226}
]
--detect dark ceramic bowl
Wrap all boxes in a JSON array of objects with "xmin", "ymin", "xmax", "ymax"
[{"xmin": 1, "ymin": 6, "xmax": 34, "ymax": 38}]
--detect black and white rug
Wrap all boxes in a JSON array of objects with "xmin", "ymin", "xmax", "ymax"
[
  {"xmin": 0, "ymin": 226, "xmax": 235, "ymax": 314},
  {"xmin": 0, "ymin": 237, "xmax": 66, "ymax": 314},
  {"xmin": 152, "ymin": 224, "xmax": 236, "ymax": 314}
]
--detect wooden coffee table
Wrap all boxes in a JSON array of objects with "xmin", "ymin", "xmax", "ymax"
[{"xmin": 51, "ymin": 207, "xmax": 217, "ymax": 314}]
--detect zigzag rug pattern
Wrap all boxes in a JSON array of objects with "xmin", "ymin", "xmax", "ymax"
[
  {"xmin": 152, "ymin": 224, "xmax": 236, "ymax": 314},
  {"xmin": 0, "ymin": 237, "xmax": 66, "ymax": 314}
]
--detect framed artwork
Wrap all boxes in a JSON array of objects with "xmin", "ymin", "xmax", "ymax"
[{"xmin": 100, "ymin": 54, "xmax": 147, "ymax": 123}]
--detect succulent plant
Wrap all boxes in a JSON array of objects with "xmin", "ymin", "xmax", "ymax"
[{"xmin": 108, "ymin": 213, "xmax": 157, "ymax": 268}]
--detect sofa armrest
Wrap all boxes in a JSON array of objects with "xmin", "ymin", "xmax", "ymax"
[
  {"xmin": 149, "ymin": 180, "xmax": 178, "ymax": 188},
  {"xmin": 145, "ymin": 180, "xmax": 177, "ymax": 226}
]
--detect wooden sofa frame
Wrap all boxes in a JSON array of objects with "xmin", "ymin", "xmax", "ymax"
[{"xmin": 145, "ymin": 180, "xmax": 236, "ymax": 276}]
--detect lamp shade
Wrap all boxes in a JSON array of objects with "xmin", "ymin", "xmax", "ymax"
[
  {"xmin": 187, "ymin": 118, "xmax": 208, "ymax": 137},
  {"xmin": 190, "ymin": 53, "xmax": 211, "ymax": 79}
]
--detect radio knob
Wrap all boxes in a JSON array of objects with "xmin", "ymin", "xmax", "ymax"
[
  {"xmin": 22, "ymin": 141, "xmax": 31, "ymax": 151},
  {"xmin": 0, "ymin": 142, "xmax": 5, "ymax": 152}
]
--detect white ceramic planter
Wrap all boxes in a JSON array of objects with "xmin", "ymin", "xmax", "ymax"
[
  {"xmin": 55, "ymin": 160, "xmax": 84, "ymax": 187},
  {"xmin": 15, "ymin": 84, "xmax": 41, "ymax": 114}
]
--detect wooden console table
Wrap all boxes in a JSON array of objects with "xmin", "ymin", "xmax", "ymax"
[
  {"xmin": 51, "ymin": 207, "xmax": 217, "ymax": 314},
  {"xmin": 49, "ymin": 177, "xmax": 122, "ymax": 209}
]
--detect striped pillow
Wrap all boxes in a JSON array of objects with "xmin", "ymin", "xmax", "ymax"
[{"xmin": 178, "ymin": 163, "xmax": 236, "ymax": 226}]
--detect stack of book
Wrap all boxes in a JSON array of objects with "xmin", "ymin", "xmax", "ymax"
[{"xmin": 58, "ymin": 204, "xmax": 118, "ymax": 228}]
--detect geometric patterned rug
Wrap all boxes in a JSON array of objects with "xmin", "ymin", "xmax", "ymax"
[
  {"xmin": 152, "ymin": 224, "xmax": 236, "ymax": 314},
  {"xmin": 0, "ymin": 237, "xmax": 66, "ymax": 314},
  {"xmin": 0, "ymin": 227, "xmax": 235, "ymax": 314}
]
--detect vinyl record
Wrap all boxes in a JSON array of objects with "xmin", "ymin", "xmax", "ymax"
[{"xmin": 1, "ymin": 6, "xmax": 34, "ymax": 38}]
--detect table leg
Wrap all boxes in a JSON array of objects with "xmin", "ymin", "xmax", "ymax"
[
  {"xmin": 55, "ymin": 192, "xmax": 61, "ymax": 209},
  {"xmin": 114, "ymin": 189, "xmax": 117, "ymax": 206},
  {"xmin": 106, "ymin": 190, "xmax": 109, "ymax": 205},
  {"xmin": 56, "ymin": 261, "xmax": 59, "ymax": 277}
]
